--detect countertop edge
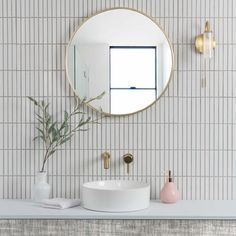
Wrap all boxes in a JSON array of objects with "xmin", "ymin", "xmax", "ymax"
[{"xmin": 1, "ymin": 200, "xmax": 236, "ymax": 220}]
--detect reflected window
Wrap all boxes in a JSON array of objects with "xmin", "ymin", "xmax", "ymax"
[{"xmin": 110, "ymin": 46, "xmax": 157, "ymax": 114}]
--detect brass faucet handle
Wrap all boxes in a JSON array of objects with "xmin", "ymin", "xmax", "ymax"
[
  {"xmin": 123, "ymin": 153, "xmax": 133, "ymax": 174},
  {"xmin": 123, "ymin": 153, "xmax": 133, "ymax": 163},
  {"xmin": 101, "ymin": 152, "xmax": 110, "ymax": 169}
]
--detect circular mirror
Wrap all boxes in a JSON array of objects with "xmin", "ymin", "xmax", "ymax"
[{"xmin": 66, "ymin": 8, "xmax": 174, "ymax": 116}]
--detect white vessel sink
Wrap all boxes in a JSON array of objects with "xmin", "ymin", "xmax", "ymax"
[{"xmin": 82, "ymin": 180, "xmax": 150, "ymax": 212}]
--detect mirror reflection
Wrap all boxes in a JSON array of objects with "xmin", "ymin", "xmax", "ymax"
[{"xmin": 66, "ymin": 8, "xmax": 173, "ymax": 115}]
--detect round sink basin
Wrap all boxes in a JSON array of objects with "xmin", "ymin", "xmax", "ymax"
[{"xmin": 82, "ymin": 180, "xmax": 150, "ymax": 212}]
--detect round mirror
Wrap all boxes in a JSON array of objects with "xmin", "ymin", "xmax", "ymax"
[{"xmin": 66, "ymin": 8, "xmax": 174, "ymax": 116}]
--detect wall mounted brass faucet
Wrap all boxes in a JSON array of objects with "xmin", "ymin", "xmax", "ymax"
[
  {"xmin": 101, "ymin": 152, "xmax": 110, "ymax": 169},
  {"xmin": 123, "ymin": 153, "xmax": 133, "ymax": 174}
]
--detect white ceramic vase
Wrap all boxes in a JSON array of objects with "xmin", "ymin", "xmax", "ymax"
[{"xmin": 33, "ymin": 171, "xmax": 51, "ymax": 202}]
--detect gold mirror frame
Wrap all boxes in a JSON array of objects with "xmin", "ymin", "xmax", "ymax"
[{"xmin": 65, "ymin": 8, "xmax": 175, "ymax": 116}]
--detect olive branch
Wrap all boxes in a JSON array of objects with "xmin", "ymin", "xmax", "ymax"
[{"xmin": 28, "ymin": 93, "xmax": 104, "ymax": 172}]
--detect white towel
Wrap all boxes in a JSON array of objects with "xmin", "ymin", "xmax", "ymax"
[{"xmin": 40, "ymin": 198, "xmax": 81, "ymax": 209}]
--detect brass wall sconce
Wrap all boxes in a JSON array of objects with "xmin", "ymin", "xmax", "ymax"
[{"xmin": 195, "ymin": 21, "xmax": 216, "ymax": 58}]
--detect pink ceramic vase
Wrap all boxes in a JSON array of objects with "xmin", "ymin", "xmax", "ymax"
[{"xmin": 160, "ymin": 170, "xmax": 179, "ymax": 204}]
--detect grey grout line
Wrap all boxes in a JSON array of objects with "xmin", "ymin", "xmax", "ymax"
[
  {"xmin": 182, "ymin": 0, "xmax": 185, "ymax": 199},
  {"xmin": 186, "ymin": 0, "xmax": 189, "ymax": 200},
  {"xmin": 1, "ymin": 16, "xmax": 236, "ymax": 19},
  {"xmin": 19, "ymin": 0, "xmax": 22, "ymax": 199},
  {"xmin": 13, "ymin": 0, "xmax": 17, "ymax": 199},
  {"xmin": 2, "ymin": 2, "xmax": 5, "ymax": 198},
  {"xmin": 176, "ymin": 0, "xmax": 180, "ymax": 200},
  {"xmin": 213, "ymin": 0, "xmax": 216, "ymax": 200},
  {"xmin": 32, "ymin": 0, "xmax": 36, "ymax": 197},
  {"xmin": 2, "ymin": 148, "xmax": 236, "ymax": 151},
  {"xmin": 24, "ymin": 0, "xmax": 27, "ymax": 199},
  {"xmin": 199, "ymin": 1, "xmax": 202, "ymax": 200},
  {"xmin": 204, "ymin": 28, "xmax": 207, "ymax": 202},
  {"xmin": 222, "ymin": 0, "xmax": 225, "ymax": 200},
  {"xmin": 1, "ymin": 43, "xmax": 236, "ymax": 46},
  {"xmin": 28, "ymin": 0, "xmax": 31, "ymax": 199},
  {"xmin": 2, "ymin": 96, "xmax": 236, "ymax": 99},
  {"xmin": 190, "ymin": 1, "xmax": 192, "ymax": 200},
  {"xmin": 10, "ymin": 0, "xmax": 14, "ymax": 198},
  {"xmin": 226, "ymin": 0, "xmax": 229, "ymax": 200},
  {"xmin": 194, "ymin": 0, "xmax": 198, "ymax": 200},
  {"xmin": 231, "ymin": 0, "xmax": 234, "ymax": 200},
  {"xmin": 54, "ymin": 0, "xmax": 58, "ymax": 198},
  {"xmin": 0, "ymin": 174, "xmax": 234, "ymax": 177},
  {"xmin": 3, "ymin": 121, "xmax": 236, "ymax": 125},
  {"xmin": 154, "ymin": 1, "xmax": 157, "ymax": 196},
  {"xmin": 217, "ymin": 0, "xmax": 220, "ymax": 200},
  {"xmin": 49, "ymin": 0, "xmax": 54, "ymax": 198}
]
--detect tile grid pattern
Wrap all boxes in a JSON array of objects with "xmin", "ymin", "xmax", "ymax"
[{"xmin": 0, "ymin": 0, "xmax": 235, "ymax": 200}]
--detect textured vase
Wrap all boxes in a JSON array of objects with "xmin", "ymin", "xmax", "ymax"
[{"xmin": 33, "ymin": 171, "xmax": 51, "ymax": 202}]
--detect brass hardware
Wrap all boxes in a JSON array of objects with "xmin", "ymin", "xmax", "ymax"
[
  {"xmin": 123, "ymin": 153, "xmax": 134, "ymax": 174},
  {"xmin": 101, "ymin": 152, "xmax": 110, "ymax": 169},
  {"xmin": 205, "ymin": 21, "xmax": 210, "ymax": 32},
  {"xmin": 195, "ymin": 21, "xmax": 216, "ymax": 54}
]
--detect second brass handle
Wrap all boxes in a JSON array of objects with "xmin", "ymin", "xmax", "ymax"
[{"xmin": 123, "ymin": 153, "xmax": 133, "ymax": 174}]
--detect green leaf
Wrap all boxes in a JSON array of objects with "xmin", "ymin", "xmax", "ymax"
[
  {"xmin": 81, "ymin": 97, "xmax": 87, "ymax": 103},
  {"xmin": 85, "ymin": 117, "xmax": 91, "ymax": 122},
  {"xmin": 36, "ymin": 117, "xmax": 44, "ymax": 124},
  {"xmin": 35, "ymin": 128, "xmax": 47, "ymax": 142},
  {"xmin": 77, "ymin": 116, "xmax": 91, "ymax": 128},
  {"xmin": 41, "ymin": 100, "xmax": 45, "ymax": 107},
  {"xmin": 48, "ymin": 121, "xmax": 57, "ymax": 133},
  {"xmin": 33, "ymin": 136, "xmax": 39, "ymax": 141},
  {"xmin": 47, "ymin": 149, "xmax": 57, "ymax": 157},
  {"xmin": 74, "ymin": 98, "xmax": 80, "ymax": 109},
  {"xmin": 91, "ymin": 121, "xmax": 100, "ymax": 125},
  {"xmin": 36, "ymin": 127, "xmax": 44, "ymax": 135},
  {"xmin": 85, "ymin": 92, "xmax": 105, "ymax": 104},
  {"xmin": 44, "ymin": 103, "xmax": 49, "ymax": 111},
  {"xmin": 78, "ymin": 115, "xmax": 84, "ymax": 124},
  {"xmin": 52, "ymin": 126, "xmax": 61, "ymax": 142},
  {"xmin": 96, "ymin": 91, "xmax": 105, "ymax": 100},
  {"xmin": 64, "ymin": 111, "xmax": 69, "ymax": 120},
  {"xmin": 52, "ymin": 135, "xmax": 59, "ymax": 143},
  {"xmin": 27, "ymin": 96, "xmax": 38, "ymax": 106},
  {"xmin": 59, "ymin": 136, "xmax": 72, "ymax": 145},
  {"xmin": 33, "ymin": 135, "xmax": 45, "ymax": 142},
  {"xmin": 46, "ymin": 117, "xmax": 52, "ymax": 128},
  {"xmin": 58, "ymin": 122, "xmax": 66, "ymax": 131},
  {"xmin": 35, "ymin": 113, "xmax": 44, "ymax": 123},
  {"xmin": 73, "ymin": 111, "xmax": 85, "ymax": 115},
  {"xmin": 74, "ymin": 128, "xmax": 88, "ymax": 132},
  {"xmin": 63, "ymin": 123, "xmax": 69, "ymax": 135}
]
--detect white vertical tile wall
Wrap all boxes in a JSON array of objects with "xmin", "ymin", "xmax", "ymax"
[{"xmin": 0, "ymin": 0, "xmax": 235, "ymax": 200}]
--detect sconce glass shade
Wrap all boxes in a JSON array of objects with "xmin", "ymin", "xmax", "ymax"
[
  {"xmin": 203, "ymin": 31, "xmax": 213, "ymax": 59},
  {"xmin": 195, "ymin": 21, "xmax": 216, "ymax": 59}
]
